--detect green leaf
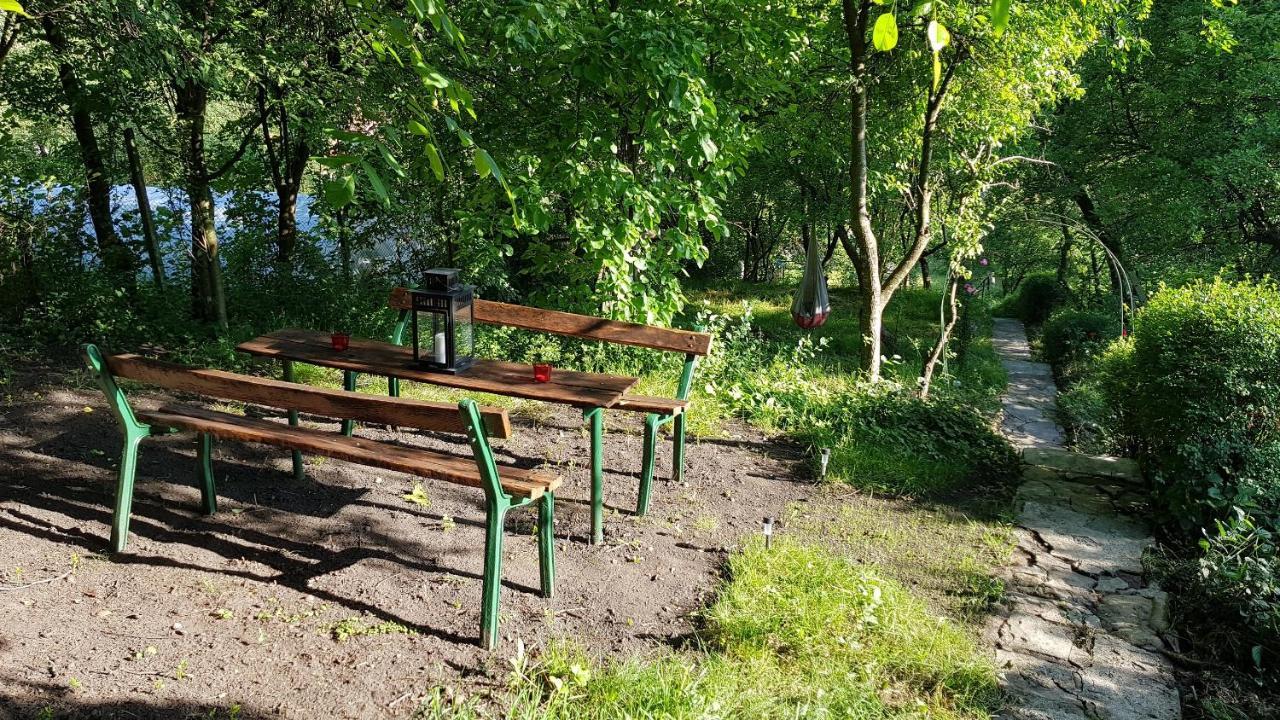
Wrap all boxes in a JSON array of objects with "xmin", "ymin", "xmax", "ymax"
[
  {"xmin": 991, "ymin": 0, "xmax": 1012, "ymax": 36},
  {"xmin": 0, "ymin": 0, "xmax": 29, "ymax": 17},
  {"xmin": 699, "ymin": 135, "xmax": 719, "ymax": 163},
  {"xmin": 473, "ymin": 148, "xmax": 502, "ymax": 182},
  {"xmin": 360, "ymin": 162, "xmax": 389, "ymax": 205},
  {"xmin": 425, "ymin": 143, "xmax": 445, "ymax": 181},
  {"xmin": 927, "ymin": 20, "xmax": 951, "ymax": 51},
  {"xmin": 323, "ymin": 175, "xmax": 355, "ymax": 208},
  {"xmin": 933, "ymin": 52, "xmax": 942, "ymax": 90},
  {"xmin": 872, "ymin": 13, "xmax": 899, "ymax": 52},
  {"xmin": 408, "ymin": 120, "xmax": 432, "ymax": 138},
  {"xmin": 313, "ymin": 155, "xmax": 359, "ymax": 169}
]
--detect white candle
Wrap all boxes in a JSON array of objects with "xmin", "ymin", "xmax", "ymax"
[{"xmin": 433, "ymin": 332, "xmax": 447, "ymax": 364}]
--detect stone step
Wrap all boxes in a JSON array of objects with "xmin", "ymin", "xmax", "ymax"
[{"xmin": 1023, "ymin": 447, "xmax": 1141, "ymax": 483}]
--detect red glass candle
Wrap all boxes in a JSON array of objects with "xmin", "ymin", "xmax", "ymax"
[
  {"xmin": 331, "ymin": 332, "xmax": 350, "ymax": 352},
  {"xmin": 533, "ymin": 363, "xmax": 552, "ymax": 383}
]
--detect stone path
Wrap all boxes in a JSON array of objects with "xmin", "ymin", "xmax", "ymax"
[{"xmin": 988, "ymin": 318, "xmax": 1181, "ymax": 720}]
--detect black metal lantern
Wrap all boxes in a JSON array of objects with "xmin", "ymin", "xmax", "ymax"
[{"xmin": 410, "ymin": 268, "xmax": 475, "ymax": 374}]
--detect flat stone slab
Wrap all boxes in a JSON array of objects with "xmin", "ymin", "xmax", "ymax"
[{"xmin": 1024, "ymin": 447, "xmax": 1142, "ymax": 482}]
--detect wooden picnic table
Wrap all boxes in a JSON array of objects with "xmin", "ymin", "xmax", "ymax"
[{"xmin": 237, "ymin": 328, "xmax": 640, "ymax": 544}]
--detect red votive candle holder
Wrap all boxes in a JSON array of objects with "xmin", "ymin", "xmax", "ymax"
[
  {"xmin": 331, "ymin": 332, "xmax": 350, "ymax": 352},
  {"xmin": 533, "ymin": 363, "xmax": 552, "ymax": 383}
]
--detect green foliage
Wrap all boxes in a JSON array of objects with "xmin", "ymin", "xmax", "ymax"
[
  {"xmin": 998, "ymin": 272, "xmax": 1068, "ymax": 325},
  {"xmin": 688, "ymin": 288, "xmax": 1017, "ymax": 496},
  {"xmin": 1055, "ymin": 337, "xmax": 1137, "ymax": 455},
  {"xmin": 1039, "ymin": 307, "xmax": 1121, "ymax": 381},
  {"xmin": 488, "ymin": 539, "xmax": 999, "ymax": 719},
  {"xmin": 328, "ymin": 617, "xmax": 416, "ymax": 642},
  {"xmin": 1198, "ymin": 512, "xmax": 1280, "ymax": 662},
  {"xmin": 1129, "ymin": 279, "xmax": 1280, "ymax": 531}
]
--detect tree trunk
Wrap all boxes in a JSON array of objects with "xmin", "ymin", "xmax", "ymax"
[
  {"xmin": 0, "ymin": 12, "xmax": 21, "ymax": 67},
  {"xmin": 919, "ymin": 255, "xmax": 932, "ymax": 289},
  {"xmin": 920, "ymin": 277, "xmax": 960, "ymax": 398},
  {"xmin": 257, "ymin": 83, "xmax": 309, "ymax": 263},
  {"xmin": 842, "ymin": 0, "xmax": 883, "ymax": 379},
  {"xmin": 41, "ymin": 16, "xmax": 134, "ymax": 284},
  {"xmin": 1056, "ymin": 221, "xmax": 1073, "ymax": 287},
  {"xmin": 124, "ymin": 127, "xmax": 165, "ymax": 288},
  {"xmin": 277, "ymin": 187, "xmax": 299, "ymax": 262},
  {"xmin": 177, "ymin": 79, "xmax": 228, "ymax": 331},
  {"xmin": 1073, "ymin": 189, "xmax": 1122, "ymax": 292}
]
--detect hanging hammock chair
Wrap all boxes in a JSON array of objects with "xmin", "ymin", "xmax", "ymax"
[{"xmin": 791, "ymin": 231, "xmax": 831, "ymax": 329}]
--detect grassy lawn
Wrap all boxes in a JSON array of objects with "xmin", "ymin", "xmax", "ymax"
[{"xmin": 424, "ymin": 538, "xmax": 1004, "ymax": 720}]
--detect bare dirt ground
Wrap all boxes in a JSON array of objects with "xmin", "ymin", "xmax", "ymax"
[{"xmin": 0, "ymin": 361, "xmax": 814, "ymax": 719}]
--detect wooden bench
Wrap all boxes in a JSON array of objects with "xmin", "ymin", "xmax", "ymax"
[
  {"xmin": 380, "ymin": 287, "xmax": 712, "ymax": 516},
  {"xmin": 80, "ymin": 344, "xmax": 558, "ymax": 649}
]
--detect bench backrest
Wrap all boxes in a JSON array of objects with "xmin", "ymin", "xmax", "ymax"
[
  {"xmin": 102, "ymin": 352, "xmax": 512, "ymax": 438},
  {"xmin": 388, "ymin": 287, "xmax": 712, "ymax": 356}
]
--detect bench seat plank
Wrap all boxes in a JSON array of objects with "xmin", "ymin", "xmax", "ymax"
[
  {"xmin": 108, "ymin": 353, "xmax": 512, "ymax": 439},
  {"xmin": 613, "ymin": 395, "xmax": 688, "ymax": 415},
  {"xmin": 136, "ymin": 404, "xmax": 560, "ymax": 499}
]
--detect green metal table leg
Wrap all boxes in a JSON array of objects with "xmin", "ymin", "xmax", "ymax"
[
  {"xmin": 479, "ymin": 499, "xmax": 508, "ymax": 650},
  {"xmin": 672, "ymin": 412, "xmax": 686, "ymax": 483},
  {"xmin": 584, "ymin": 406, "xmax": 604, "ymax": 545},
  {"xmin": 538, "ymin": 492, "xmax": 555, "ymax": 598},
  {"xmin": 388, "ymin": 377, "xmax": 400, "ymax": 398},
  {"xmin": 637, "ymin": 414, "xmax": 659, "ymax": 516},
  {"xmin": 340, "ymin": 371, "xmax": 357, "ymax": 436},
  {"xmin": 197, "ymin": 432, "xmax": 217, "ymax": 515},
  {"xmin": 281, "ymin": 360, "xmax": 304, "ymax": 480},
  {"xmin": 110, "ymin": 432, "xmax": 145, "ymax": 553}
]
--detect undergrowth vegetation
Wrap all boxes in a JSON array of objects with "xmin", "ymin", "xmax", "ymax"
[{"xmin": 418, "ymin": 539, "xmax": 1000, "ymax": 720}]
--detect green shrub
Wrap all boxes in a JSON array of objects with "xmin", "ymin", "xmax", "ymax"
[
  {"xmin": 1003, "ymin": 272, "xmax": 1069, "ymax": 326},
  {"xmin": 1039, "ymin": 307, "xmax": 1121, "ymax": 381},
  {"xmin": 1056, "ymin": 338, "xmax": 1137, "ymax": 455},
  {"xmin": 1130, "ymin": 279, "xmax": 1280, "ymax": 532}
]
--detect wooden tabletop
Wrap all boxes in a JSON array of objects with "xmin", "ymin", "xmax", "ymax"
[{"xmin": 237, "ymin": 329, "xmax": 639, "ymax": 409}]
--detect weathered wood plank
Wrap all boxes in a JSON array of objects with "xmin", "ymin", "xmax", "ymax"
[
  {"xmin": 136, "ymin": 404, "xmax": 559, "ymax": 498},
  {"xmin": 107, "ymin": 353, "xmax": 512, "ymax": 438},
  {"xmin": 388, "ymin": 287, "xmax": 712, "ymax": 356},
  {"xmin": 613, "ymin": 395, "xmax": 688, "ymax": 415},
  {"xmin": 236, "ymin": 330, "xmax": 637, "ymax": 409}
]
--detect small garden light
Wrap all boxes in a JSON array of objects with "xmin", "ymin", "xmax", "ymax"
[
  {"xmin": 819, "ymin": 447, "xmax": 831, "ymax": 478},
  {"xmin": 762, "ymin": 516, "xmax": 774, "ymax": 549}
]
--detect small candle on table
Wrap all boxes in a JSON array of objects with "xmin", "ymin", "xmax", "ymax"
[{"xmin": 433, "ymin": 332, "xmax": 447, "ymax": 364}]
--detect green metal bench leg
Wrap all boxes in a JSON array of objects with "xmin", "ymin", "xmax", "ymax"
[
  {"xmin": 388, "ymin": 377, "xmax": 400, "ymax": 398},
  {"xmin": 340, "ymin": 371, "xmax": 357, "ymax": 436},
  {"xmin": 672, "ymin": 412, "xmax": 686, "ymax": 483},
  {"xmin": 538, "ymin": 492, "xmax": 555, "ymax": 598},
  {"xmin": 197, "ymin": 432, "xmax": 217, "ymax": 516},
  {"xmin": 480, "ymin": 499, "xmax": 507, "ymax": 650},
  {"xmin": 281, "ymin": 360, "xmax": 304, "ymax": 480},
  {"xmin": 110, "ymin": 433, "xmax": 144, "ymax": 553},
  {"xmin": 636, "ymin": 414, "xmax": 660, "ymax": 516},
  {"xmin": 584, "ymin": 406, "xmax": 605, "ymax": 545}
]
